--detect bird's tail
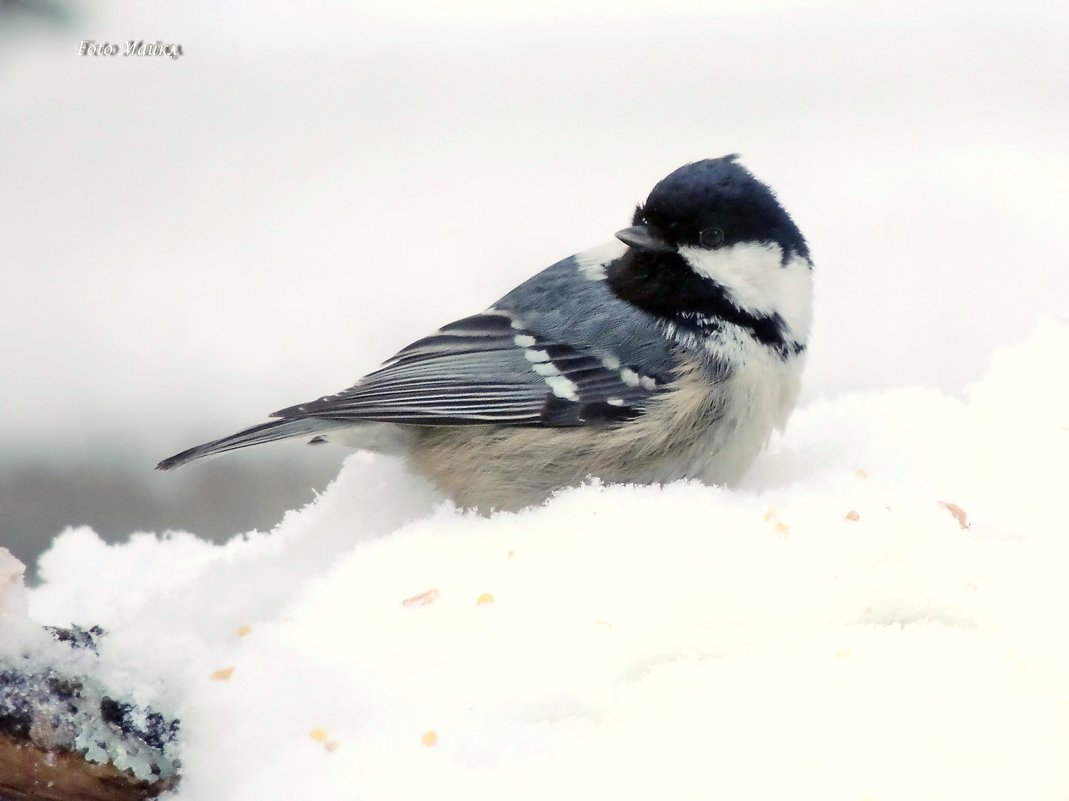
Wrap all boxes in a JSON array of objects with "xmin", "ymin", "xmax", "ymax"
[{"xmin": 156, "ymin": 418, "xmax": 343, "ymax": 471}]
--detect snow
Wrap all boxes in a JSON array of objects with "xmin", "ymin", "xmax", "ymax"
[
  {"xmin": 4, "ymin": 320, "xmax": 1066, "ymax": 800},
  {"xmin": 0, "ymin": 548, "xmax": 39, "ymax": 654}
]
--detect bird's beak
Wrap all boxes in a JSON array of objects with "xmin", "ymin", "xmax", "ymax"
[{"xmin": 615, "ymin": 225, "xmax": 674, "ymax": 253}]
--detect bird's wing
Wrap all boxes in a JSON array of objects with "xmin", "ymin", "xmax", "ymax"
[{"xmin": 271, "ymin": 310, "xmax": 666, "ymax": 427}]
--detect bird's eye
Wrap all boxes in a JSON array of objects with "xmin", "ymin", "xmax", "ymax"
[{"xmin": 699, "ymin": 227, "xmax": 725, "ymax": 248}]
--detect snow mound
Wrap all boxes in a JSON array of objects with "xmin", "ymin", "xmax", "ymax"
[
  {"xmin": 24, "ymin": 321, "xmax": 1069, "ymax": 801},
  {"xmin": 1, "ymin": 547, "xmax": 45, "ymax": 655}
]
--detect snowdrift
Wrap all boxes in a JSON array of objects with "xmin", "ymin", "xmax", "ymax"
[{"xmin": 6, "ymin": 321, "xmax": 1069, "ymax": 801}]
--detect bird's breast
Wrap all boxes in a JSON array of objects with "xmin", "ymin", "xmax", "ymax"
[{"xmin": 668, "ymin": 339, "xmax": 804, "ymax": 484}]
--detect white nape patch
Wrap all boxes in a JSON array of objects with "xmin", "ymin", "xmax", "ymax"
[
  {"xmin": 524, "ymin": 349, "xmax": 551, "ymax": 363},
  {"xmin": 678, "ymin": 243, "xmax": 814, "ymax": 343},
  {"xmin": 574, "ymin": 240, "xmax": 627, "ymax": 281},
  {"xmin": 620, "ymin": 368, "xmax": 641, "ymax": 387},
  {"xmin": 544, "ymin": 375, "xmax": 579, "ymax": 401},
  {"xmin": 600, "ymin": 355, "xmax": 621, "ymax": 371},
  {"xmin": 606, "ymin": 397, "xmax": 625, "ymax": 406},
  {"xmin": 513, "ymin": 334, "xmax": 536, "ymax": 347}
]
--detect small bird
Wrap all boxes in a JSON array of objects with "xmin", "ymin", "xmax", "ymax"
[{"xmin": 158, "ymin": 156, "xmax": 813, "ymax": 511}]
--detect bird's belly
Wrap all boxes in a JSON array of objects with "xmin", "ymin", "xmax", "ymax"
[{"xmin": 407, "ymin": 351, "xmax": 804, "ymax": 512}]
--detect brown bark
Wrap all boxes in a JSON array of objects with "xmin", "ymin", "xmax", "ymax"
[{"xmin": 0, "ymin": 735, "xmax": 175, "ymax": 801}]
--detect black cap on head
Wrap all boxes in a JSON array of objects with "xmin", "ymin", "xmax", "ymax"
[{"xmin": 631, "ymin": 155, "xmax": 809, "ymax": 260}]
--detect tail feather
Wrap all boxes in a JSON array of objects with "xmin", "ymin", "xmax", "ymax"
[{"xmin": 156, "ymin": 418, "xmax": 341, "ymax": 471}]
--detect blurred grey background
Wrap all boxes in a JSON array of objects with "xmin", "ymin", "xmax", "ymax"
[{"xmin": 2, "ymin": 0, "xmax": 1067, "ymax": 578}]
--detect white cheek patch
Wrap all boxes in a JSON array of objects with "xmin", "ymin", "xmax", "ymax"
[
  {"xmin": 574, "ymin": 240, "xmax": 627, "ymax": 281},
  {"xmin": 678, "ymin": 243, "xmax": 814, "ymax": 343}
]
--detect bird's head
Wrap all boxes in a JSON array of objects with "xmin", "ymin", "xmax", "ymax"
[{"xmin": 609, "ymin": 155, "xmax": 813, "ymax": 354}]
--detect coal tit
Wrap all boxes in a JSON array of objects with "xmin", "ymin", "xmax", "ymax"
[{"xmin": 158, "ymin": 156, "xmax": 813, "ymax": 511}]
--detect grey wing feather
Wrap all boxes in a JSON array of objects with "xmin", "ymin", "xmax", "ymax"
[
  {"xmin": 157, "ymin": 250, "xmax": 681, "ymax": 470},
  {"xmin": 156, "ymin": 417, "xmax": 344, "ymax": 470},
  {"xmin": 271, "ymin": 307, "xmax": 662, "ymax": 426},
  {"xmin": 495, "ymin": 252, "xmax": 677, "ymax": 378}
]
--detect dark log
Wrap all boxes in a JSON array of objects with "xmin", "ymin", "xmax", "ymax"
[
  {"xmin": 0, "ymin": 736, "xmax": 176, "ymax": 801},
  {"xmin": 0, "ymin": 627, "xmax": 179, "ymax": 801}
]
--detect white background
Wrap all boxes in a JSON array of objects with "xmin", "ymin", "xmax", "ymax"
[{"xmin": 1, "ymin": 0, "xmax": 1067, "ymax": 564}]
